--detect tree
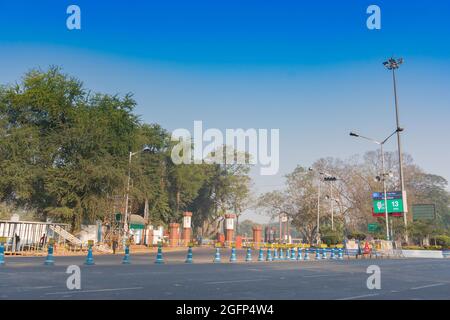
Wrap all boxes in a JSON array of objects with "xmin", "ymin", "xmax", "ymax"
[
  {"xmin": 0, "ymin": 67, "xmax": 138, "ymax": 231},
  {"xmin": 0, "ymin": 67, "xmax": 254, "ymax": 236},
  {"xmin": 256, "ymin": 166, "xmax": 320, "ymax": 244}
]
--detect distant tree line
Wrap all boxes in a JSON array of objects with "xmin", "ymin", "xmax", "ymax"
[{"xmin": 257, "ymin": 151, "xmax": 450, "ymax": 245}]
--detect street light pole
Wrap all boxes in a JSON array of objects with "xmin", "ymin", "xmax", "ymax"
[
  {"xmin": 317, "ymin": 177, "xmax": 321, "ymax": 244},
  {"xmin": 310, "ymin": 168, "xmax": 337, "ymax": 244},
  {"xmin": 123, "ymin": 151, "xmax": 133, "ymax": 238},
  {"xmin": 384, "ymin": 57, "xmax": 408, "ymax": 233},
  {"xmin": 349, "ymin": 129, "xmax": 400, "ymax": 241},
  {"xmin": 330, "ymin": 182, "xmax": 334, "ymax": 231},
  {"xmin": 380, "ymin": 143, "xmax": 390, "ymax": 241},
  {"xmin": 123, "ymin": 145, "xmax": 155, "ymax": 241}
]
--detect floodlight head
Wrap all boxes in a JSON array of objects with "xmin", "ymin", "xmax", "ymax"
[{"xmin": 383, "ymin": 57, "xmax": 403, "ymax": 70}]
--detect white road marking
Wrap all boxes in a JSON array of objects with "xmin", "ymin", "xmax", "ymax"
[
  {"xmin": 22, "ymin": 286, "xmax": 56, "ymax": 290},
  {"xmin": 410, "ymin": 283, "xmax": 446, "ymax": 290},
  {"xmin": 337, "ymin": 293, "xmax": 380, "ymax": 300},
  {"xmin": 205, "ymin": 278, "xmax": 269, "ymax": 285},
  {"xmin": 45, "ymin": 287, "xmax": 144, "ymax": 295}
]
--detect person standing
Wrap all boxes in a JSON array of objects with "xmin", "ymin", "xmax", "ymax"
[
  {"xmin": 15, "ymin": 233, "xmax": 20, "ymax": 252},
  {"xmin": 112, "ymin": 233, "xmax": 118, "ymax": 254}
]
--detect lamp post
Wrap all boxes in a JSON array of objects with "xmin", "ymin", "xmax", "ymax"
[
  {"xmin": 309, "ymin": 168, "xmax": 338, "ymax": 242},
  {"xmin": 349, "ymin": 129, "xmax": 402, "ymax": 241},
  {"xmin": 383, "ymin": 57, "xmax": 408, "ymax": 233},
  {"xmin": 324, "ymin": 176, "xmax": 338, "ymax": 231},
  {"xmin": 123, "ymin": 145, "xmax": 157, "ymax": 240}
]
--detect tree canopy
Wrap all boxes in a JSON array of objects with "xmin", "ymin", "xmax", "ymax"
[{"xmin": 0, "ymin": 67, "xmax": 252, "ymax": 234}]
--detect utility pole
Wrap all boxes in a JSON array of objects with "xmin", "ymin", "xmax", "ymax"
[
  {"xmin": 350, "ymin": 129, "xmax": 401, "ymax": 241},
  {"xmin": 383, "ymin": 57, "xmax": 408, "ymax": 241}
]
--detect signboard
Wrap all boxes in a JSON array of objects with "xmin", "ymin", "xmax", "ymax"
[
  {"xmin": 345, "ymin": 240, "xmax": 359, "ymax": 250},
  {"xmin": 225, "ymin": 218, "xmax": 234, "ymax": 230},
  {"xmin": 87, "ymin": 240, "xmax": 94, "ymax": 246},
  {"xmin": 412, "ymin": 204, "xmax": 436, "ymax": 221},
  {"xmin": 0, "ymin": 237, "xmax": 7, "ymax": 244},
  {"xmin": 183, "ymin": 215, "xmax": 191, "ymax": 229},
  {"xmin": 281, "ymin": 215, "xmax": 288, "ymax": 223},
  {"xmin": 368, "ymin": 223, "xmax": 380, "ymax": 233},
  {"xmin": 372, "ymin": 191, "xmax": 404, "ymax": 215}
]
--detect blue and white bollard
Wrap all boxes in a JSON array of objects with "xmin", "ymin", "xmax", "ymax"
[
  {"xmin": 185, "ymin": 246, "xmax": 193, "ymax": 263},
  {"xmin": 273, "ymin": 247, "xmax": 279, "ymax": 260},
  {"xmin": 330, "ymin": 248, "xmax": 336, "ymax": 260},
  {"xmin": 285, "ymin": 247, "xmax": 290, "ymax": 260},
  {"xmin": 297, "ymin": 247, "xmax": 303, "ymax": 261},
  {"xmin": 44, "ymin": 244, "xmax": 55, "ymax": 266},
  {"xmin": 229, "ymin": 247, "xmax": 237, "ymax": 263},
  {"xmin": 266, "ymin": 248, "xmax": 273, "ymax": 261},
  {"xmin": 213, "ymin": 247, "xmax": 221, "ymax": 263},
  {"xmin": 290, "ymin": 247, "xmax": 296, "ymax": 260},
  {"xmin": 338, "ymin": 248, "xmax": 344, "ymax": 260},
  {"xmin": 0, "ymin": 242, "xmax": 5, "ymax": 266},
  {"xmin": 279, "ymin": 248, "xmax": 285, "ymax": 260},
  {"xmin": 85, "ymin": 245, "xmax": 95, "ymax": 265},
  {"xmin": 155, "ymin": 244, "xmax": 164, "ymax": 264},
  {"xmin": 304, "ymin": 248, "xmax": 310, "ymax": 260},
  {"xmin": 258, "ymin": 247, "xmax": 264, "ymax": 261},
  {"xmin": 315, "ymin": 249, "xmax": 321, "ymax": 260},
  {"xmin": 122, "ymin": 244, "xmax": 131, "ymax": 264},
  {"xmin": 245, "ymin": 247, "xmax": 252, "ymax": 262},
  {"xmin": 322, "ymin": 248, "xmax": 327, "ymax": 260}
]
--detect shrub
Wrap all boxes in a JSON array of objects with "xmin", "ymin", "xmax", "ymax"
[
  {"xmin": 321, "ymin": 234, "xmax": 342, "ymax": 246},
  {"xmin": 434, "ymin": 235, "xmax": 450, "ymax": 248},
  {"xmin": 346, "ymin": 231, "xmax": 367, "ymax": 241}
]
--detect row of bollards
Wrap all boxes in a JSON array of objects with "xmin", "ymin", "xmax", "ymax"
[
  {"xmin": 0, "ymin": 241, "xmax": 344, "ymax": 267},
  {"xmin": 211, "ymin": 246, "xmax": 344, "ymax": 263}
]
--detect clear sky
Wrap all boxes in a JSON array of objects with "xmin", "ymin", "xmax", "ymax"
[{"xmin": 1, "ymin": 0, "xmax": 449, "ymax": 223}]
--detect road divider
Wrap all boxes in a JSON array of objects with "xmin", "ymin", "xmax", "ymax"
[
  {"xmin": 213, "ymin": 247, "xmax": 221, "ymax": 263},
  {"xmin": 85, "ymin": 243, "xmax": 95, "ymax": 266},
  {"xmin": 155, "ymin": 243, "xmax": 164, "ymax": 264},
  {"xmin": 229, "ymin": 246, "xmax": 237, "ymax": 263},
  {"xmin": 0, "ymin": 241, "xmax": 5, "ymax": 266},
  {"xmin": 44, "ymin": 242, "xmax": 55, "ymax": 266},
  {"xmin": 245, "ymin": 247, "xmax": 252, "ymax": 262},
  {"xmin": 185, "ymin": 246, "xmax": 193, "ymax": 263},
  {"xmin": 122, "ymin": 243, "xmax": 131, "ymax": 264}
]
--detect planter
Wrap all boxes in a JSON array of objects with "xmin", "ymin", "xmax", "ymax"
[
  {"xmin": 401, "ymin": 249, "xmax": 443, "ymax": 259},
  {"xmin": 443, "ymin": 250, "xmax": 450, "ymax": 258}
]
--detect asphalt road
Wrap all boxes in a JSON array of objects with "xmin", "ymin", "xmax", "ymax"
[{"xmin": 1, "ymin": 247, "xmax": 449, "ymax": 300}]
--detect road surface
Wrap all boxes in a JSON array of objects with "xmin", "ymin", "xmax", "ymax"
[{"xmin": 1, "ymin": 247, "xmax": 449, "ymax": 299}]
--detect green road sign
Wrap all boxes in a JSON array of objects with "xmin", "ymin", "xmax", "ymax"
[
  {"xmin": 368, "ymin": 223, "xmax": 380, "ymax": 232},
  {"xmin": 412, "ymin": 204, "xmax": 435, "ymax": 221},
  {"xmin": 372, "ymin": 191, "xmax": 404, "ymax": 214},
  {"xmin": 373, "ymin": 198, "xmax": 404, "ymax": 214}
]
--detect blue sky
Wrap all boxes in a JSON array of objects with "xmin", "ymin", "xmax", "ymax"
[{"xmin": 1, "ymin": 1, "xmax": 450, "ymax": 223}]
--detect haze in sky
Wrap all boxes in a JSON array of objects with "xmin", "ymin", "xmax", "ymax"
[{"xmin": 1, "ymin": 0, "xmax": 449, "ymax": 223}]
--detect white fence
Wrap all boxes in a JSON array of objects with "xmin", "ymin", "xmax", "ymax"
[{"xmin": 0, "ymin": 220, "xmax": 70, "ymax": 253}]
